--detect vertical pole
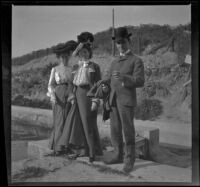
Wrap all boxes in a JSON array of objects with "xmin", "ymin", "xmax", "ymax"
[
  {"xmin": 171, "ymin": 38, "xmax": 175, "ymax": 52},
  {"xmin": 137, "ymin": 32, "xmax": 141, "ymax": 55},
  {"xmin": 112, "ymin": 8, "xmax": 115, "ymax": 56}
]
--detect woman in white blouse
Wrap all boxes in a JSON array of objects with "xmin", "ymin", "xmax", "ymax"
[{"xmin": 47, "ymin": 40, "xmax": 78, "ymax": 155}]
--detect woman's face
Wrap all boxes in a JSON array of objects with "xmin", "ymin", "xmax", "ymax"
[
  {"xmin": 78, "ymin": 48, "xmax": 90, "ymax": 60},
  {"xmin": 59, "ymin": 53, "xmax": 70, "ymax": 66}
]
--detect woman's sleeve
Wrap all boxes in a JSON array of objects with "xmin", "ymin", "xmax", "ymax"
[
  {"xmin": 67, "ymin": 68, "xmax": 76, "ymax": 102},
  {"xmin": 91, "ymin": 63, "xmax": 101, "ymax": 104},
  {"xmin": 47, "ymin": 68, "xmax": 56, "ymax": 97}
]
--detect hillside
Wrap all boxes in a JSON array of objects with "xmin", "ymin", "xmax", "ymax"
[
  {"xmin": 11, "ymin": 24, "xmax": 191, "ymax": 123},
  {"xmin": 12, "ymin": 23, "xmax": 191, "ymax": 64}
]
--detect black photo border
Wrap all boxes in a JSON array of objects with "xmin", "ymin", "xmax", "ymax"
[{"xmin": 1, "ymin": 0, "xmax": 199, "ymax": 186}]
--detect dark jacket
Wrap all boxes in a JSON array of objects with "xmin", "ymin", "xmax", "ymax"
[
  {"xmin": 104, "ymin": 51, "xmax": 145, "ymax": 107},
  {"xmin": 87, "ymin": 80, "xmax": 111, "ymax": 121}
]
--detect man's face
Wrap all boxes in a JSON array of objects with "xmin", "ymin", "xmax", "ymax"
[{"xmin": 116, "ymin": 38, "xmax": 130, "ymax": 54}]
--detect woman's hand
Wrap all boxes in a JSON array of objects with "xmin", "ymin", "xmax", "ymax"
[
  {"xmin": 50, "ymin": 96, "xmax": 57, "ymax": 104},
  {"xmin": 91, "ymin": 102, "xmax": 98, "ymax": 111},
  {"xmin": 72, "ymin": 43, "xmax": 84, "ymax": 56},
  {"xmin": 102, "ymin": 84, "xmax": 109, "ymax": 93},
  {"xmin": 71, "ymin": 99, "xmax": 75, "ymax": 105}
]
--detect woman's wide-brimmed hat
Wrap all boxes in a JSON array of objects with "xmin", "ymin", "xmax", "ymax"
[
  {"xmin": 72, "ymin": 32, "xmax": 94, "ymax": 57},
  {"xmin": 52, "ymin": 40, "xmax": 78, "ymax": 56},
  {"xmin": 112, "ymin": 27, "xmax": 132, "ymax": 42}
]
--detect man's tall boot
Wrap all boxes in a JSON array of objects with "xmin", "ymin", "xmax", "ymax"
[{"xmin": 123, "ymin": 145, "xmax": 135, "ymax": 173}]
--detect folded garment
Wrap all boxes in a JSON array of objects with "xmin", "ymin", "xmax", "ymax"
[{"xmin": 87, "ymin": 80, "xmax": 111, "ymax": 121}]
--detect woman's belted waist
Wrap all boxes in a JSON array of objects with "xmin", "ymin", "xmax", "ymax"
[
  {"xmin": 56, "ymin": 82, "xmax": 69, "ymax": 86},
  {"xmin": 75, "ymin": 84, "xmax": 90, "ymax": 89}
]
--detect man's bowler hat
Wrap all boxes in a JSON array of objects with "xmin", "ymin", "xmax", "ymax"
[{"xmin": 112, "ymin": 27, "xmax": 132, "ymax": 42}]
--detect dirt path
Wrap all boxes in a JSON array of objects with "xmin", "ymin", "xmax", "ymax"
[
  {"xmin": 12, "ymin": 154, "xmax": 191, "ymax": 183},
  {"xmin": 12, "ymin": 157, "xmax": 144, "ymax": 183}
]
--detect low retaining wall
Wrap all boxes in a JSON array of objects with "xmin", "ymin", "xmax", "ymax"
[{"xmin": 12, "ymin": 105, "xmax": 160, "ymax": 160}]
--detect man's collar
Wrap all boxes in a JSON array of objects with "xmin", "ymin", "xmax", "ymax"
[
  {"xmin": 117, "ymin": 50, "xmax": 132, "ymax": 61},
  {"xmin": 119, "ymin": 49, "xmax": 131, "ymax": 57}
]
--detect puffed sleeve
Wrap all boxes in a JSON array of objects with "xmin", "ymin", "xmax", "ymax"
[
  {"xmin": 47, "ymin": 68, "xmax": 56, "ymax": 97},
  {"xmin": 67, "ymin": 69, "xmax": 76, "ymax": 102}
]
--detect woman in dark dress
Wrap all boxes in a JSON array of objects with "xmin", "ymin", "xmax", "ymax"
[
  {"xmin": 47, "ymin": 40, "xmax": 78, "ymax": 155},
  {"xmin": 57, "ymin": 32, "xmax": 103, "ymax": 162}
]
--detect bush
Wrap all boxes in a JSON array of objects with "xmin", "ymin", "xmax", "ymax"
[
  {"xmin": 135, "ymin": 99, "xmax": 163, "ymax": 120},
  {"xmin": 141, "ymin": 81, "xmax": 171, "ymax": 99},
  {"xmin": 12, "ymin": 94, "xmax": 52, "ymax": 109}
]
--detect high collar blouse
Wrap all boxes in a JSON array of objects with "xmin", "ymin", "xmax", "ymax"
[
  {"xmin": 47, "ymin": 65, "xmax": 73, "ymax": 96},
  {"xmin": 73, "ymin": 60, "xmax": 95, "ymax": 86}
]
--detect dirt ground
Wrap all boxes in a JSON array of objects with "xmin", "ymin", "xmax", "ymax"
[
  {"xmin": 11, "ymin": 153, "xmax": 191, "ymax": 183},
  {"xmin": 12, "ymin": 157, "xmax": 145, "ymax": 183}
]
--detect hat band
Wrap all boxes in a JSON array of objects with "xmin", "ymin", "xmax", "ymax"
[{"xmin": 112, "ymin": 33, "xmax": 132, "ymax": 40}]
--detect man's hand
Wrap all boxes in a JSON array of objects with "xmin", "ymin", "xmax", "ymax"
[{"xmin": 112, "ymin": 71, "xmax": 122, "ymax": 80}]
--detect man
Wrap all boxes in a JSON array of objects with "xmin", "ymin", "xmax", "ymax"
[{"xmin": 102, "ymin": 27, "xmax": 145, "ymax": 173}]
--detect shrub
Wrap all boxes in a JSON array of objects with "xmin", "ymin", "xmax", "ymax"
[
  {"xmin": 12, "ymin": 94, "xmax": 52, "ymax": 109},
  {"xmin": 135, "ymin": 99, "xmax": 163, "ymax": 120}
]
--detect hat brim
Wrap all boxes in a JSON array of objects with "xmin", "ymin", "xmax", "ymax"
[
  {"xmin": 53, "ymin": 41, "xmax": 78, "ymax": 55},
  {"xmin": 112, "ymin": 33, "xmax": 132, "ymax": 41}
]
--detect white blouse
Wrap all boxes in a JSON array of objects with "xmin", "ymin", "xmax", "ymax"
[
  {"xmin": 47, "ymin": 65, "xmax": 72, "ymax": 98},
  {"xmin": 73, "ymin": 60, "xmax": 95, "ymax": 86}
]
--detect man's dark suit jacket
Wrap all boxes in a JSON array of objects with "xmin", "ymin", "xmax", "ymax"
[{"xmin": 104, "ymin": 51, "xmax": 145, "ymax": 107}]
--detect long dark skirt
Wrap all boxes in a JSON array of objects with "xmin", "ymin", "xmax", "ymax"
[
  {"xmin": 48, "ymin": 84, "xmax": 71, "ymax": 151},
  {"xmin": 57, "ymin": 86, "xmax": 103, "ymax": 157}
]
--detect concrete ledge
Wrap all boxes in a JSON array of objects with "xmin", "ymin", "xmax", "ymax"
[
  {"xmin": 135, "ymin": 125, "xmax": 159, "ymax": 159},
  {"xmin": 27, "ymin": 136, "xmax": 149, "ymax": 160},
  {"xmin": 27, "ymin": 123, "xmax": 160, "ymax": 160}
]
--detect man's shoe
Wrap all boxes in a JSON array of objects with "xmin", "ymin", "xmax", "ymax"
[
  {"xmin": 104, "ymin": 157, "xmax": 123, "ymax": 165},
  {"xmin": 123, "ymin": 162, "xmax": 134, "ymax": 173}
]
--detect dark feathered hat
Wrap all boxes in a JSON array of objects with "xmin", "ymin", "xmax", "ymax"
[
  {"xmin": 52, "ymin": 40, "xmax": 78, "ymax": 56},
  {"xmin": 77, "ymin": 32, "xmax": 94, "ymax": 44},
  {"xmin": 112, "ymin": 27, "xmax": 132, "ymax": 42}
]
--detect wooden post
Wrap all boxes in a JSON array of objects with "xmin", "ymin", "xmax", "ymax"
[
  {"xmin": 112, "ymin": 8, "xmax": 115, "ymax": 56},
  {"xmin": 137, "ymin": 32, "xmax": 141, "ymax": 55},
  {"xmin": 171, "ymin": 38, "xmax": 175, "ymax": 52}
]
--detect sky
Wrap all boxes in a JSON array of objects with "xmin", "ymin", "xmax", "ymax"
[{"xmin": 12, "ymin": 5, "xmax": 191, "ymax": 58}]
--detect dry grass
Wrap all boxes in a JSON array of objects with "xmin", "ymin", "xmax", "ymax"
[{"xmin": 12, "ymin": 166, "xmax": 50, "ymax": 182}]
